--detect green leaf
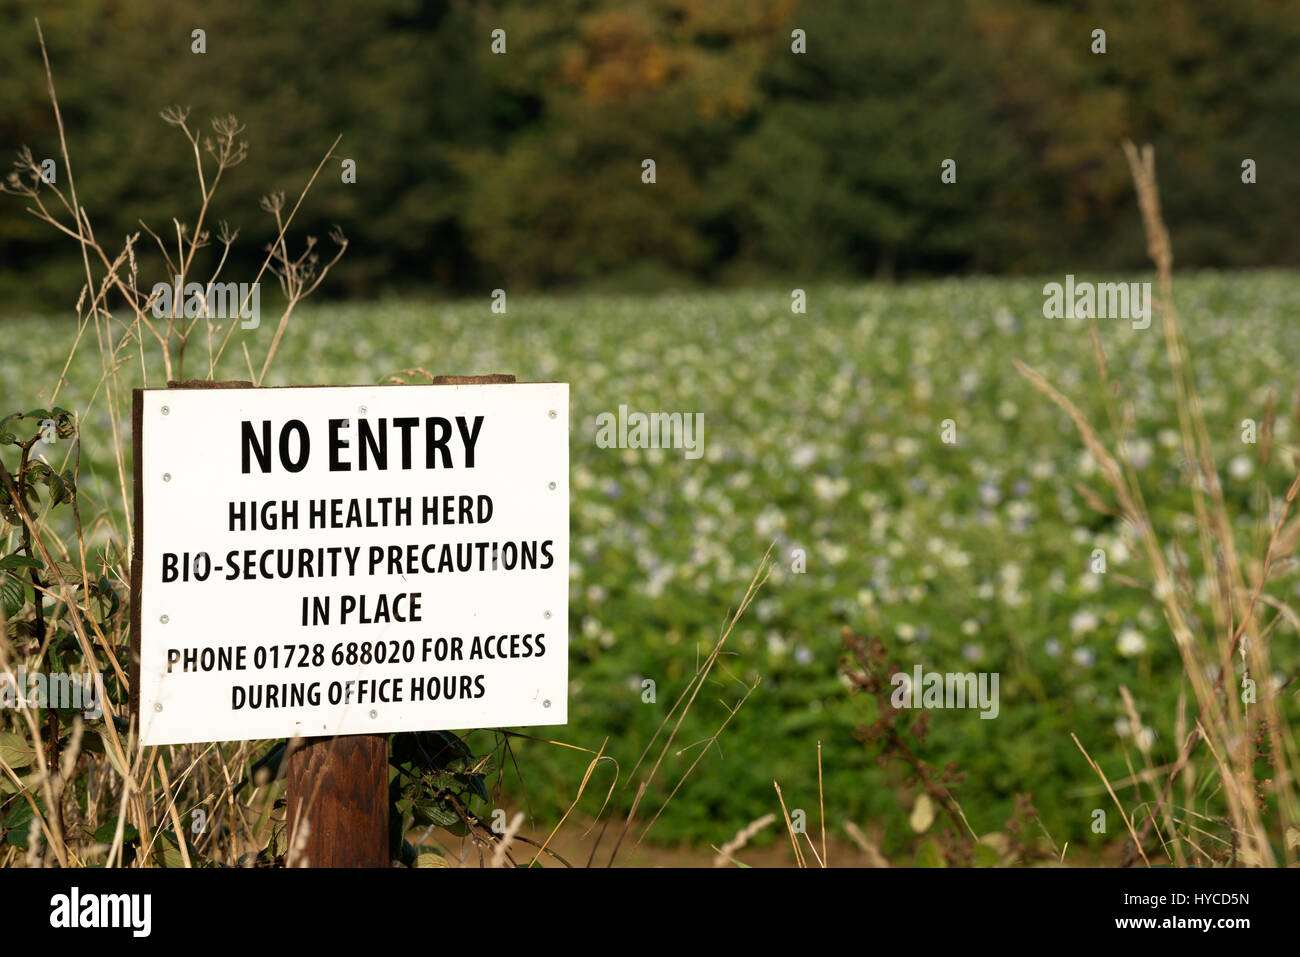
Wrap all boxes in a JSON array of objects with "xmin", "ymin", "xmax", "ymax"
[
  {"xmin": 3, "ymin": 798, "xmax": 37, "ymax": 847},
  {"xmin": 0, "ymin": 770, "xmax": 39, "ymax": 796},
  {"xmin": 92, "ymin": 819, "xmax": 139, "ymax": 845},
  {"xmin": 411, "ymin": 796, "xmax": 461, "ymax": 828},
  {"xmin": 0, "ymin": 732, "xmax": 36, "ymax": 769},
  {"xmin": 53, "ymin": 561, "xmax": 84, "ymax": 583},
  {"xmin": 391, "ymin": 730, "xmax": 475, "ymax": 773},
  {"xmin": 1, "ymin": 574, "xmax": 26, "ymax": 617},
  {"xmin": 0, "ymin": 554, "xmax": 42, "ymax": 571},
  {"xmin": 155, "ymin": 828, "xmax": 200, "ymax": 867},
  {"xmin": 267, "ymin": 823, "xmax": 287, "ymax": 860},
  {"xmin": 466, "ymin": 772, "xmax": 489, "ymax": 803},
  {"xmin": 90, "ymin": 577, "xmax": 120, "ymax": 622},
  {"xmin": 159, "ymin": 843, "xmax": 187, "ymax": 868}
]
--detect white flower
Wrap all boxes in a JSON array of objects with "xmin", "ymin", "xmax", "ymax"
[
  {"xmin": 893, "ymin": 437, "xmax": 921, "ymax": 458},
  {"xmin": 1117, "ymin": 627, "xmax": 1147, "ymax": 657},
  {"xmin": 812, "ymin": 475, "xmax": 849, "ymax": 502},
  {"xmin": 1228, "ymin": 455, "xmax": 1254, "ymax": 481},
  {"xmin": 789, "ymin": 442, "xmax": 814, "ymax": 465},
  {"xmin": 1121, "ymin": 438, "xmax": 1154, "ymax": 469},
  {"xmin": 820, "ymin": 542, "xmax": 849, "ymax": 565},
  {"xmin": 1070, "ymin": 610, "xmax": 1099, "ymax": 635},
  {"xmin": 755, "ymin": 507, "xmax": 786, "ymax": 537}
]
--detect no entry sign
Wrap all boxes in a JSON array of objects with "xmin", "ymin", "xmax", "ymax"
[{"xmin": 131, "ymin": 382, "xmax": 569, "ymax": 746}]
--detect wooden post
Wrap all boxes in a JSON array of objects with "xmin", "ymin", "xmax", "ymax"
[
  {"xmin": 285, "ymin": 735, "xmax": 389, "ymax": 867},
  {"xmin": 284, "ymin": 373, "xmax": 515, "ymax": 867}
]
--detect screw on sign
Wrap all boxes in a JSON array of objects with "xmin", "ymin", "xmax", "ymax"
[{"xmin": 130, "ymin": 374, "xmax": 569, "ymax": 867}]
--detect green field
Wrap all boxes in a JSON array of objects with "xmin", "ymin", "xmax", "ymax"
[{"xmin": 4, "ymin": 271, "xmax": 1299, "ymax": 857}]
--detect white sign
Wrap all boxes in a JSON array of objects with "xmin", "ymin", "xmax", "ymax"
[{"xmin": 134, "ymin": 383, "xmax": 569, "ymax": 745}]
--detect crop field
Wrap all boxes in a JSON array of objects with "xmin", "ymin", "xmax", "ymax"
[{"xmin": 3, "ymin": 270, "xmax": 1299, "ymax": 861}]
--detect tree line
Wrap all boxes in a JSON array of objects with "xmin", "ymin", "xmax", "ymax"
[{"xmin": 2, "ymin": 0, "xmax": 1297, "ymax": 310}]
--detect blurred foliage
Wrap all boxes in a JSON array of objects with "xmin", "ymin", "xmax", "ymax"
[{"xmin": 2, "ymin": 0, "xmax": 1300, "ymax": 310}]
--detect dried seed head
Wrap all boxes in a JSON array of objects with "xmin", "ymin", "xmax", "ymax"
[{"xmin": 159, "ymin": 105, "xmax": 190, "ymax": 127}]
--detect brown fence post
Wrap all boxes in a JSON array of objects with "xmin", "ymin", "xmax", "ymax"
[{"xmin": 285, "ymin": 735, "xmax": 390, "ymax": 867}]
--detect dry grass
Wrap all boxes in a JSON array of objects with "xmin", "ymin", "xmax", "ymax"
[{"xmin": 1014, "ymin": 141, "xmax": 1300, "ymax": 867}]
